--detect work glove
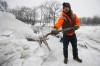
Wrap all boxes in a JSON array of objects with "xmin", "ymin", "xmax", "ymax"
[
  {"xmin": 73, "ymin": 25, "xmax": 79, "ymax": 30},
  {"xmin": 51, "ymin": 29, "xmax": 59, "ymax": 35}
]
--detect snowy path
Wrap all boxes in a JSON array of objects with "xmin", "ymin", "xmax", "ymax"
[
  {"xmin": 40, "ymin": 35, "xmax": 100, "ymax": 66},
  {"xmin": 40, "ymin": 26, "xmax": 100, "ymax": 66}
]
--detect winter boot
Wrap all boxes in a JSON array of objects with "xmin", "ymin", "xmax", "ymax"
[
  {"xmin": 64, "ymin": 58, "xmax": 68, "ymax": 64},
  {"xmin": 73, "ymin": 57, "xmax": 82, "ymax": 63}
]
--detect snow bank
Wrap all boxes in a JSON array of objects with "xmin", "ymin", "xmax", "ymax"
[
  {"xmin": 0, "ymin": 11, "xmax": 47, "ymax": 66},
  {"xmin": 0, "ymin": 11, "xmax": 36, "ymax": 39}
]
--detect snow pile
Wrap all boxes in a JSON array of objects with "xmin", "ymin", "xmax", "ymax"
[
  {"xmin": 0, "ymin": 37, "xmax": 44, "ymax": 66},
  {"xmin": 0, "ymin": 11, "xmax": 37, "ymax": 39},
  {"xmin": 0, "ymin": 11, "xmax": 48, "ymax": 66}
]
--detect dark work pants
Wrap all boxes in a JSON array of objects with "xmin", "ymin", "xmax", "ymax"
[{"xmin": 62, "ymin": 34, "xmax": 78, "ymax": 59}]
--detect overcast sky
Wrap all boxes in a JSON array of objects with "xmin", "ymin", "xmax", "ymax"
[{"xmin": 5, "ymin": 0, "xmax": 100, "ymax": 17}]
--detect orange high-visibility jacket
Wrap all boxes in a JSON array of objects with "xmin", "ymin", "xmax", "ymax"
[{"xmin": 53, "ymin": 11, "xmax": 80, "ymax": 36}]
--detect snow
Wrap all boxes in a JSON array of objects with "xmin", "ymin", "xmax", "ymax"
[{"xmin": 0, "ymin": 11, "xmax": 100, "ymax": 66}]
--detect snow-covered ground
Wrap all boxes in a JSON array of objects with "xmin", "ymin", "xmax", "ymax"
[{"xmin": 0, "ymin": 11, "xmax": 100, "ymax": 66}]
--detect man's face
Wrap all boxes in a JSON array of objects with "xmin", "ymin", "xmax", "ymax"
[{"xmin": 63, "ymin": 7, "xmax": 70, "ymax": 13}]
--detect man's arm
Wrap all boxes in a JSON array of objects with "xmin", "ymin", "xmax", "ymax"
[
  {"xmin": 53, "ymin": 17, "xmax": 64, "ymax": 29},
  {"xmin": 51, "ymin": 17, "xmax": 64, "ymax": 35}
]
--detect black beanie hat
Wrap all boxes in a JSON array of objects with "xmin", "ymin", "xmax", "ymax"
[{"xmin": 63, "ymin": 2, "xmax": 70, "ymax": 8}]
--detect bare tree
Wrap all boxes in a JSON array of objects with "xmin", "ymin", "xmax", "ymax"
[
  {"xmin": 38, "ymin": 0, "xmax": 61, "ymax": 25},
  {"xmin": 9, "ymin": 7, "xmax": 38, "ymax": 25},
  {"xmin": 0, "ymin": 0, "xmax": 8, "ymax": 11},
  {"xmin": 32, "ymin": 8, "xmax": 38, "ymax": 24},
  {"xmin": 46, "ymin": 0, "xmax": 60, "ymax": 24}
]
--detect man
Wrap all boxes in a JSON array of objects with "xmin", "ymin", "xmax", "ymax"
[{"xmin": 51, "ymin": 2, "xmax": 82, "ymax": 64}]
